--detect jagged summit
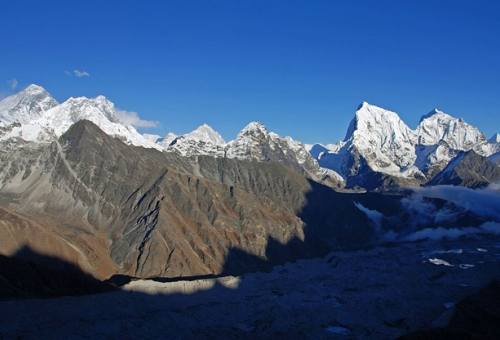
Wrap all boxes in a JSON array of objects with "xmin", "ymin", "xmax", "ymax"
[
  {"xmin": 0, "ymin": 84, "xmax": 58, "ymax": 125},
  {"xmin": 416, "ymin": 108, "xmax": 485, "ymax": 148},
  {"xmin": 0, "ymin": 86, "xmax": 159, "ymax": 149},
  {"xmin": 419, "ymin": 108, "xmax": 448, "ymax": 122},
  {"xmin": 183, "ymin": 123, "xmax": 225, "ymax": 145},
  {"xmin": 23, "ymin": 83, "xmax": 48, "ymax": 94},
  {"xmin": 238, "ymin": 121, "xmax": 268, "ymax": 137},
  {"xmin": 344, "ymin": 102, "xmax": 418, "ymax": 174}
]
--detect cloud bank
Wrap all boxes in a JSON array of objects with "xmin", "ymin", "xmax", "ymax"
[
  {"xmin": 403, "ymin": 222, "xmax": 500, "ymax": 242},
  {"xmin": 414, "ymin": 185, "xmax": 500, "ymax": 221}
]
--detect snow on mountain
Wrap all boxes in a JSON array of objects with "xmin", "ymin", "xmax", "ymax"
[
  {"xmin": 162, "ymin": 124, "xmax": 225, "ymax": 157},
  {"xmin": 413, "ymin": 110, "xmax": 499, "ymax": 176},
  {"xmin": 416, "ymin": 109, "xmax": 486, "ymax": 150},
  {"xmin": 320, "ymin": 102, "xmax": 420, "ymax": 179},
  {"xmin": 183, "ymin": 124, "xmax": 225, "ymax": 145},
  {"xmin": 225, "ymin": 121, "xmax": 343, "ymax": 184},
  {"xmin": 311, "ymin": 103, "xmax": 499, "ymax": 187},
  {"xmin": 142, "ymin": 133, "xmax": 161, "ymax": 143},
  {"xmin": 0, "ymin": 84, "xmax": 58, "ymax": 125},
  {"xmin": 157, "ymin": 132, "xmax": 178, "ymax": 148},
  {"xmin": 0, "ymin": 85, "xmax": 160, "ymax": 149}
]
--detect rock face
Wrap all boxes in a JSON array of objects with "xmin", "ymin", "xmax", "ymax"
[{"xmin": 428, "ymin": 151, "xmax": 500, "ymax": 188}]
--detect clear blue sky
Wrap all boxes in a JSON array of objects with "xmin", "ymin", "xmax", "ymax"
[{"xmin": 1, "ymin": 0, "xmax": 499, "ymax": 143}]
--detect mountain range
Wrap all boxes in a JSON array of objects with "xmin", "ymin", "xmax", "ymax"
[
  {"xmin": 0, "ymin": 84, "xmax": 499, "ymax": 281},
  {"xmin": 1, "ymin": 84, "xmax": 498, "ymax": 191}
]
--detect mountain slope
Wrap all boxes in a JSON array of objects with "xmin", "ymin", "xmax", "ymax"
[
  {"xmin": 225, "ymin": 122, "xmax": 344, "ymax": 187},
  {"xmin": 416, "ymin": 109, "xmax": 486, "ymax": 149},
  {"xmin": 428, "ymin": 151, "xmax": 500, "ymax": 187},
  {"xmin": 315, "ymin": 102, "xmax": 424, "ymax": 190},
  {"xmin": 0, "ymin": 120, "xmax": 404, "ymax": 278}
]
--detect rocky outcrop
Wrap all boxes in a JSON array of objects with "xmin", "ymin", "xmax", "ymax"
[{"xmin": 429, "ymin": 151, "xmax": 500, "ymax": 188}]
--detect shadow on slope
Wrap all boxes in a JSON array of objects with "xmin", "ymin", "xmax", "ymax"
[
  {"xmin": 1, "ymin": 179, "xmax": 406, "ymax": 299},
  {"xmin": 0, "ymin": 246, "xmax": 114, "ymax": 300}
]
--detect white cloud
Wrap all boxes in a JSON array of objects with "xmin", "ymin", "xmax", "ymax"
[
  {"xmin": 402, "ymin": 222, "xmax": 500, "ymax": 242},
  {"xmin": 7, "ymin": 78, "xmax": 18, "ymax": 90},
  {"xmin": 65, "ymin": 69, "xmax": 90, "ymax": 78},
  {"xmin": 73, "ymin": 69, "xmax": 90, "ymax": 78},
  {"xmin": 414, "ymin": 185, "xmax": 500, "ymax": 221},
  {"xmin": 354, "ymin": 202, "xmax": 383, "ymax": 232},
  {"xmin": 115, "ymin": 109, "xmax": 159, "ymax": 128}
]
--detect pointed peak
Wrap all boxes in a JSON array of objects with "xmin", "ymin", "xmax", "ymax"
[
  {"xmin": 356, "ymin": 101, "xmax": 370, "ymax": 110},
  {"xmin": 23, "ymin": 84, "xmax": 47, "ymax": 94},
  {"xmin": 191, "ymin": 123, "xmax": 217, "ymax": 133},
  {"xmin": 184, "ymin": 123, "xmax": 225, "ymax": 144},
  {"xmin": 355, "ymin": 101, "xmax": 395, "ymax": 115},
  {"xmin": 419, "ymin": 108, "xmax": 451, "ymax": 122},
  {"xmin": 240, "ymin": 121, "xmax": 268, "ymax": 135},
  {"xmin": 353, "ymin": 102, "xmax": 401, "ymax": 123}
]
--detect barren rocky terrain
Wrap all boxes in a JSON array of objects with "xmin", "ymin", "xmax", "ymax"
[{"xmin": 1, "ymin": 237, "xmax": 499, "ymax": 339}]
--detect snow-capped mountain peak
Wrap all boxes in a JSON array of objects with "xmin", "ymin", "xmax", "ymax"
[
  {"xmin": 238, "ymin": 121, "xmax": 268, "ymax": 138},
  {"xmin": 0, "ymin": 86, "xmax": 160, "ymax": 149},
  {"xmin": 161, "ymin": 124, "xmax": 225, "ymax": 157},
  {"xmin": 345, "ymin": 102, "xmax": 418, "ymax": 173},
  {"xmin": 416, "ymin": 109, "xmax": 485, "ymax": 149},
  {"xmin": 183, "ymin": 123, "xmax": 225, "ymax": 145},
  {"xmin": 0, "ymin": 84, "xmax": 58, "ymax": 125},
  {"xmin": 418, "ymin": 108, "xmax": 448, "ymax": 122}
]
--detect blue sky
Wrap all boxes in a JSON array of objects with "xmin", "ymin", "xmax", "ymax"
[{"xmin": 1, "ymin": 0, "xmax": 499, "ymax": 143}]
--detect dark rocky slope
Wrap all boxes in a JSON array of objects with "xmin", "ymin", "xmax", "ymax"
[{"xmin": 429, "ymin": 151, "xmax": 500, "ymax": 188}]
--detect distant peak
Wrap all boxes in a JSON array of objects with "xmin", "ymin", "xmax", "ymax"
[
  {"xmin": 354, "ymin": 102, "xmax": 401, "ymax": 122},
  {"xmin": 419, "ymin": 108, "xmax": 450, "ymax": 122},
  {"xmin": 240, "ymin": 121, "xmax": 267, "ymax": 134},
  {"xmin": 184, "ymin": 123, "xmax": 225, "ymax": 144},
  {"xmin": 355, "ymin": 101, "xmax": 393, "ymax": 114},
  {"xmin": 356, "ymin": 101, "xmax": 370, "ymax": 110},
  {"xmin": 192, "ymin": 123, "xmax": 216, "ymax": 133},
  {"xmin": 23, "ymin": 84, "xmax": 47, "ymax": 93}
]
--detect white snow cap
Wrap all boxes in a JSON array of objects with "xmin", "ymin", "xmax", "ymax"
[
  {"xmin": 416, "ymin": 108, "xmax": 485, "ymax": 149},
  {"xmin": 183, "ymin": 123, "xmax": 225, "ymax": 145},
  {"xmin": 0, "ymin": 84, "xmax": 58, "ymax": 125},
  {"xmin": 0, "ymin": 84, "xmax": 160, "ymax": 149},
  {"xmin": 238, "ymin": 121, "xmax": 268, "ymax": 137}
]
